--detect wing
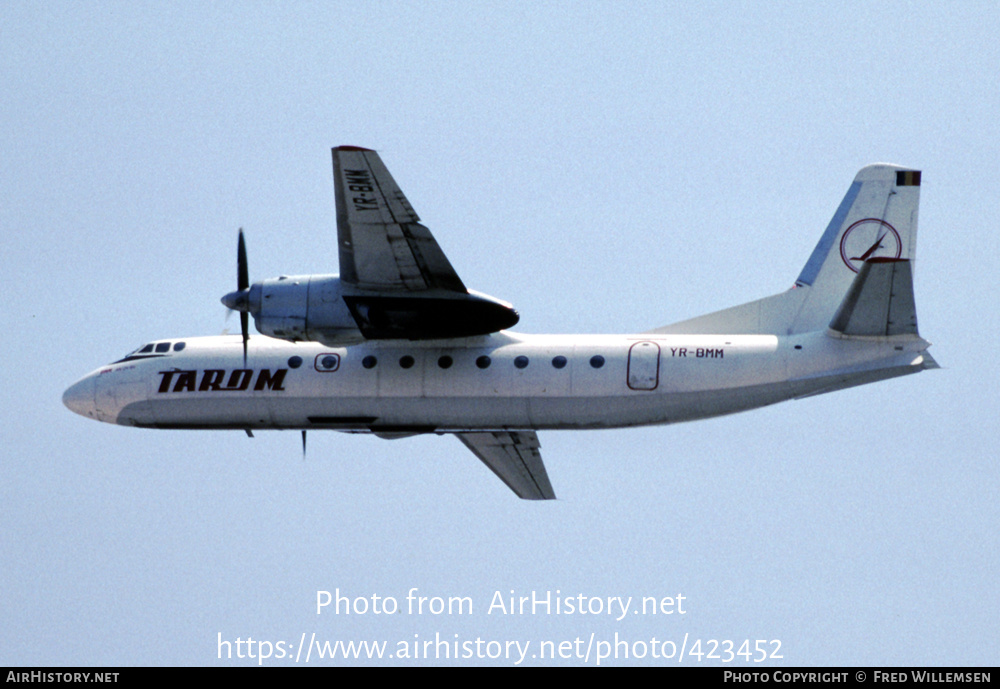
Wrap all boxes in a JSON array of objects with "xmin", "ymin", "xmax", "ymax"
[
  {"xmin": 331, "ymin": 146, "xmax": 520, "ymax": 340},
  {"xmin": 332, "ymin": 146, "xmax": 466, "ymax": 293},
  {"xmin": 456, "ymin": 431, "xmax": 556, "ymax": 500}
]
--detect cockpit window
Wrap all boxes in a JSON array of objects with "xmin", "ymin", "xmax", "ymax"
[
  {"xmin": 172, "ymin": 342, "xmax": 186, "ymax": 352},
  {"xmin": 114, "ymin": 342, "xmax": 174, "ymax": 363},
  {"xmin": 122, "ymin": 343, "xmax": 154, "ymax": 358}
]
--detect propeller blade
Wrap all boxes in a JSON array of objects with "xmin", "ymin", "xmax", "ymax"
[
  {"xmin": 237, "ymin": 228, "xmax": 249, "ymax": 291},
  {"xmin": 233, "ymin": 229, "xmax": 249, "ymax": 366},
  {"xmin": 220, "ymin": 230, "xmax": 252, "ymax": 364},
  {"xmin": 240, "ymin": 311, "xmax": 249, "ymax": 367}
]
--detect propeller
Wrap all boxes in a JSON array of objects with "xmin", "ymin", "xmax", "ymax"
[{"xmin": 221, "ymin": 228, "xmax": 251, "ymax": 366}]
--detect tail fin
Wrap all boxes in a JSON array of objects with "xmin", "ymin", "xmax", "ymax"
[{"xmin": 651, "ymin": 164, "xmax": 921, "ymax": 336}]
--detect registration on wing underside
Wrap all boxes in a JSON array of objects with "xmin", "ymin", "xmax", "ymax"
[{"xmin": 333, "ymin": 147, "xmax": 465, "ymax": 293}]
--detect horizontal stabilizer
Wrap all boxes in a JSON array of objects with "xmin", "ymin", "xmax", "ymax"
[{"xmin": 829, "ymin": 259, "xmax": 918, "ymax": 336}]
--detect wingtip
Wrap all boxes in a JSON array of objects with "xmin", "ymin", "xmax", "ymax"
[{"xmin": 334, "ymin": 145, "xmax": 375, "ymax": 152}]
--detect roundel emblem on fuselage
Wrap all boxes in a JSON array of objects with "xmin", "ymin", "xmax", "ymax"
[{"xmin": 839, "ymin": 218, "xmax": 902, "ymax": 273}]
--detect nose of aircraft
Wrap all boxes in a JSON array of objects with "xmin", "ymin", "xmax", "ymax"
[{"xmin": 63, "ymin": 376, "xmax": 96, "ymax": 418}]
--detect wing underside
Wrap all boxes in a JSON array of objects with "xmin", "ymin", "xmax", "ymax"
[
  {"xmin": 456, "ymin": 431, "xmax": 556, "ymax": 500},
  {"xmin": 331, "ymin": 146, "xmax": 520, "ymax": 340},
  {"xmin": 332, "ymin": 146, "xmax": 466, "ymax": 293}
]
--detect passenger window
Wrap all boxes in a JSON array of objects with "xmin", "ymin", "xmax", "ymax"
[
  {"xmin": 314, "ymin": 353, "xmax": 341, "ymax": 372},
  {"xmin": 173, "ymin": 342, "xmax": 186, "ymax": 352},
  {"xmin": 590, "ymin": 355, "xmax": 605, "ymax": 369},
  {"xmin": 362, "ymin": 355, "xmax": 378, "ymax": 369},
  {"xmin": 438, "ymin": 355, "xmax": 453, "ymax": 369},
  {"xmin": 476, "ymin": 355, "xmax": 491, "ymax": 369},
  {"xmin": 552, "ymin": 356, "xmax": 567, "ymax": 369},
  {"xmin": 399, "ymin": 355, "xmax": 415, "ymax": 369},
  {"xmin": 514, "ymin": 356, "xmax": 529, "ymax": 369}
]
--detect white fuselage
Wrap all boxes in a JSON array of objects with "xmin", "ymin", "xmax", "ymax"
[{"xmin": 63, "ymin": 330, "xmax": 930, "ymax": 433}]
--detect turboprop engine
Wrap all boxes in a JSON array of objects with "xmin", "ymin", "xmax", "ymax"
[
  {"xmin": 229, "ymin": 274, "xmax": 363, "ymax": 345},
  {"xmin": 221, "ymin": 231, "xmax": 519, "ymax": 349}
]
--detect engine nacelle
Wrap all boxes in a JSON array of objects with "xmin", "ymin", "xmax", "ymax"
[
  {"xmin": 247, "ymin": 274, "xmax": 520, "ymax": 345},
  {"xmin": 250, "ymin": 275, "xmax": 363, "ymax": 345}
]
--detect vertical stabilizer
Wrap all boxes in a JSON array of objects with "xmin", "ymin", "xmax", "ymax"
[
  {"xmin": 790, "ymin": 164, "xmax": 920, "ymax": 334},
  {"xmin": 651, "ymin": 164, "xmax": 921, "ymax": 336}
]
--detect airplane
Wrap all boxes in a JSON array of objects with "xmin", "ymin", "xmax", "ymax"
[{"xmin": 63, "ymin": 147, "xmax": 937, "ymax": 500}]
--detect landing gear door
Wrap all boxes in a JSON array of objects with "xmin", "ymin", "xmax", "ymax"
[{"xmin": 627, "ymin": 341, "xmax": 660, "ymax": 391}]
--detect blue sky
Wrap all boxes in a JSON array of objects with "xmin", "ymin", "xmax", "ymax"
[{"xmin": 3, "ymin": 1, "xmax": 997, "ymax": 666}]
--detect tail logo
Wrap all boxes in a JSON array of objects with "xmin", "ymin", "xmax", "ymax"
[{"xmin": 839, "ymin": 218, "xmax": 901, "ymax": 273}]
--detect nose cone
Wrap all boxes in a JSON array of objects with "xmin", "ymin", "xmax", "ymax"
[{"xmin": 63, "ymin": 376, "xmax": 96, "ymax": 418}]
